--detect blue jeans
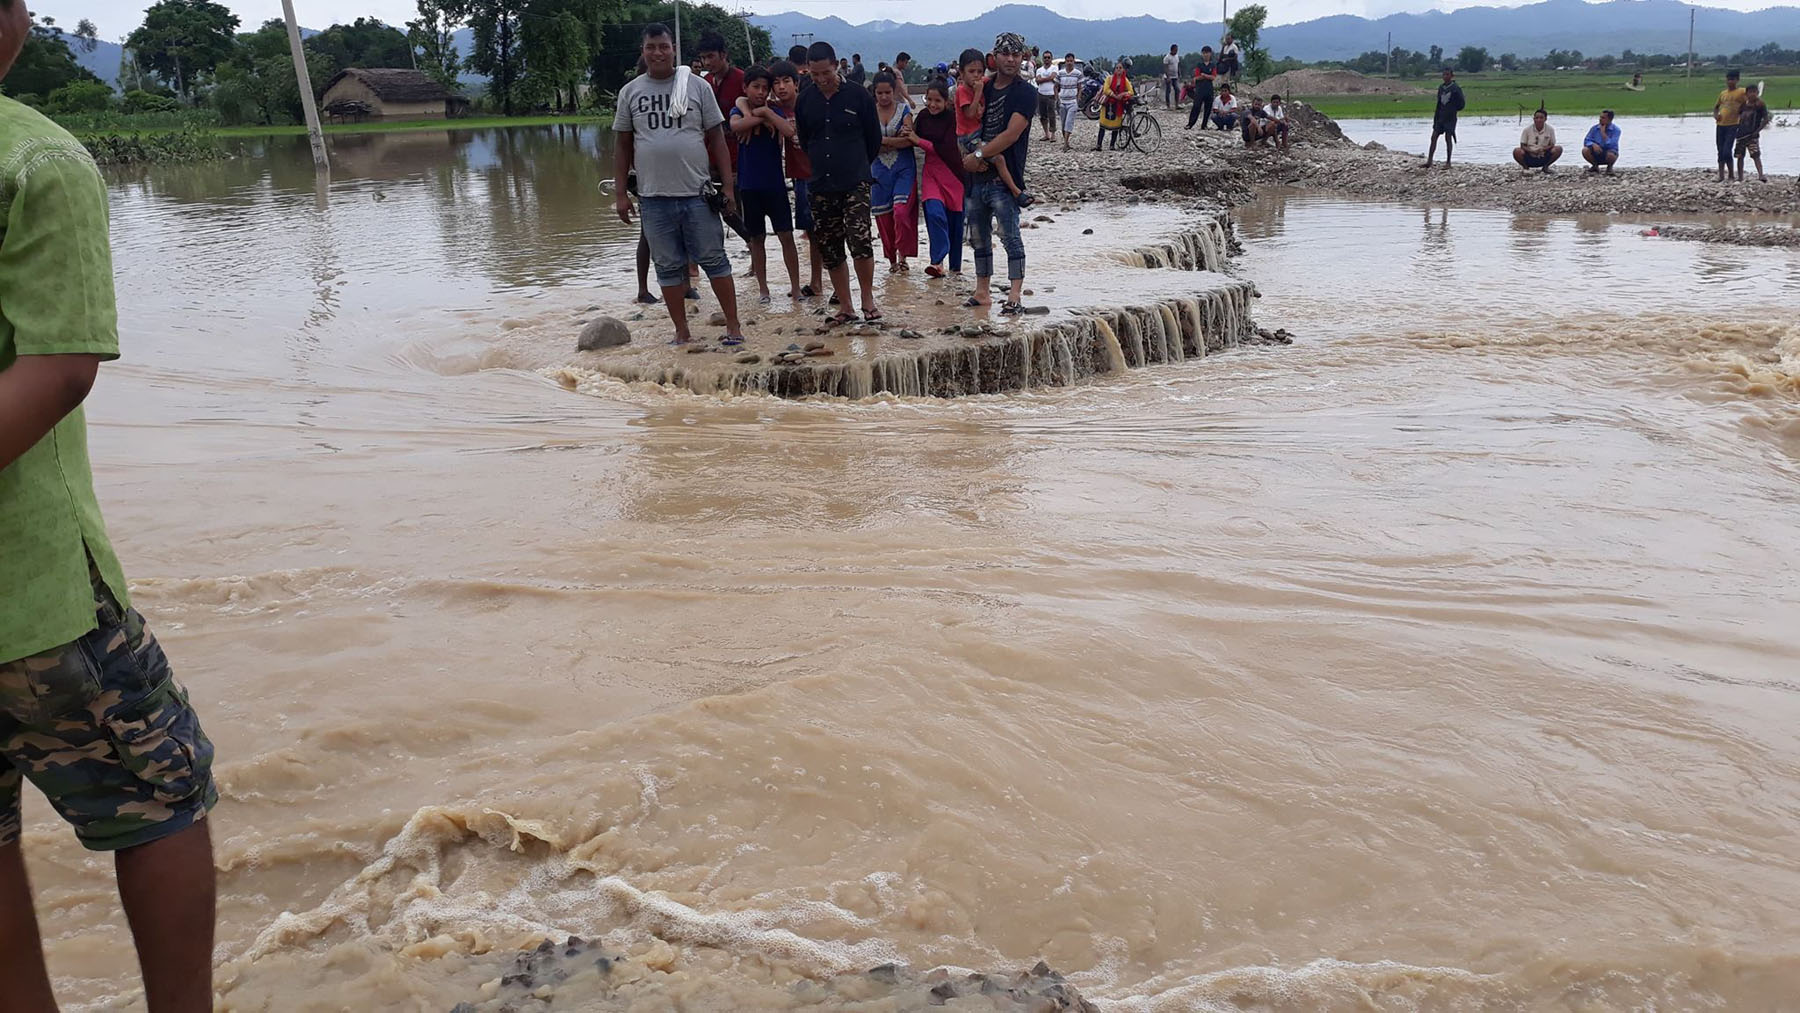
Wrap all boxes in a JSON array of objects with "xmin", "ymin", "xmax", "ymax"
[
  {"xmin": 923, "ymin": 198, "xmax": 964, "ymax": 272},
  {"xmin": 639, "ymin": 195, "xmax": 730, "ymax": 289},
  {"xmin": 964, "ymin": 178, "xmax": 1024, "ymax": 282}
]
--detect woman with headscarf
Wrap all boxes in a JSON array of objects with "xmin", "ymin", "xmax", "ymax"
[{"xmin": 1096, "ymin": 58, "xmax": 1133, "ymax": 151}]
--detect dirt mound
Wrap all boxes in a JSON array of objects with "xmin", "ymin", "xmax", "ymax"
[{"xmin": 1255, "ymin": 69, "xmax": 1425, "ymax": 97}]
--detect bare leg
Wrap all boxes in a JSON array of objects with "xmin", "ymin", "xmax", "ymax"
[
  {"xmin": 807, "ymin": 235, "xmax": 824, "ymax": 293},
  {"xmin": 973, "ymin": 272, "xmax": 991, "ymax": 306},
  {"xmin": 1443, "ymin": 135, "xmax": 1453, "ymax": 167},
  {"xmin": 748, "ymin": 237, "xmax": 769, "ymax": 298},
  {"xmin": 661, "ymin": 282, "xmax": 693, "ymax": 341},
  {"xmin": 1423, "ymin": 132, "xmax": 1439, "ymax": 166},
  {"xmin": 705, "ymin": 272, "xmax": 741, "ymax": 334},
  {"xmin": 635, "ymin": 232, "xmax": 657, "ymax": 303},
  {"xmin": 116, "ymin": 822, "xmax": 215, "ymax": 1013},
  {"xmin": 853, "ymin": 255, "xmax": 878, "ymax": 316},
  {"xmin": 1008, "ymin": 276, "xmax": 1024, "ymax": 305},
  {"xmin": 827, "ymin": 262, "xmax": 852, "ymax": 311},
  {"xmin": 0, "ymin": 841, "xmax": 58, "ymax": 1013},
  {"xmin": 1754, "ymin": 154, "xmax": 1766, "ymax": 182},
  {"xmin": 776, "ymin": 232, "xmax": 801, "ymax": 299}
]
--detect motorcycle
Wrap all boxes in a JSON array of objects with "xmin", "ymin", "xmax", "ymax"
[{"xmin": 1080, "ymin": 62, "xmax": 1105, "ymax": 120}]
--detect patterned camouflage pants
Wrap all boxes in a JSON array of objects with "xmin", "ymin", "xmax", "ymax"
[
  {"xmin": 808, "ymin": 182, "xmax": 874, "ymax": 271},
  {"xmin": 1, "ymin": 570, "xmax": 216, "ymax": 851}
]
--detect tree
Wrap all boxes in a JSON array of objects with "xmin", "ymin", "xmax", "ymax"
[
  {"xmin": 210, "ymin": 19, "xmax": 334, "ymax": 125},
  {"xmin": 306, "ymin": 18, "xmax": 413, "ymax": 70},
  {"xmin": 409, "ymin": 0, "xmax": 467, "ymax": 90},
  {"xmin": 1457, "ymin": 46, "xmax": 1488, "ymax": 73},
  {"xmin": 73, "ymin": 19, "xmax": 99, "ymax": 53},
  {"xmin": 468, "ymin": 0, "xmax": 526, "ymax": 114},
  {"xmin": 3, "ymin": 16, "xmax": 102, "ymax": 99},
  {"xmin": 1428, "ymin": 44, "xmax": 1443, "ymax": 68},
  {"xmin": 48, "ymin": 80, "xmax": 114, "ymax": 113},
  {"xmin": 523, "ymin": 7, "xmax": 590, "ymax": 111},
  {"xmin": 1498, "ymin": 52, "xmax": 1518, "ymax": 71},
  {"xmin": 1225, "ymin": 4, "xmax": 1272, "ymax": 82},
  {"xmin": 126, "ymin": 0, "xmax": 241, "ymax": 100}
]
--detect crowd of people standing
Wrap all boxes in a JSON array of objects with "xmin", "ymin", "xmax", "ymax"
[{"xmin": 613, "ymin": 24, "xmax": 1079, "ymax": 343}]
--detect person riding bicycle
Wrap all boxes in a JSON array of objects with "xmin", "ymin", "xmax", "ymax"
[{"xmin": 1096, "ymin": 58, "xmax": 1134, "ymax": 150}]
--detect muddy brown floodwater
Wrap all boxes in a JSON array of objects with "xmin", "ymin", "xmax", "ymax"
[{"xmin": 24, "ymin": 129, "xmax": 1800, "ymax": 1010}]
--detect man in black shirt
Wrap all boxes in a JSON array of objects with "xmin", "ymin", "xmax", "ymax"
[
  {"xmin": 795, "ymin": 41, "xmax": 883, "ymax": 320},
  {"xmin": 1185, "ymin": 46, "xmax": 1217, "ymax": 130},
  {"xmin": 849, "ymin": 53, "xmax": 866, "ymax": 86},
  {"xmin": 960, "ymin": 31, "xmax": 1036, "ymax": 314}
]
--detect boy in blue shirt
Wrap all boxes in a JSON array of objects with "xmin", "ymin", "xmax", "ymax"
[{"xmin": 730, "ymin": 66, "xmax": 802, "ymax": 303}]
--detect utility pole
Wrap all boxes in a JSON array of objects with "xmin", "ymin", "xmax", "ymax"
[
  {"xmin": 281, "ymin": 0, "xmax": 328, "ymax": 172},
  {"xmin": 1385, "ymin": 31, "xmax": 1391, "ymax": 76},
  {"xmin": 674, "ymin": 0, "xmax": 682, "ymax": 60},
  {"xmin": 1686, "ymin": 6, "xmax": 1695, "ymax": 79},
  {"xmin": 741, "ymin": 9, "xmax": 755, "ymax": 65}
]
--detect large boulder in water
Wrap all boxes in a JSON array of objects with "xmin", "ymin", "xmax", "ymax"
[{"xmin": 577, "ymin": 316, "xmax": 631, "ymax": 351}]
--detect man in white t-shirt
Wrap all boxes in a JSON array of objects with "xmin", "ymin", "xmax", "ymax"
[
  {"xmin": 1210, "ymin": 86, "xmax": 1240, "ymax": 130},
  {"xmin": 1162, "ymin": 44, "xmax": 1180, "ymax": 109},
  {"xmin": 1035, "ymin": 49, "xmax": 1058, "ymax": 141},
  {"xmin": 1512, "ymin": 108, "xmax": 1562, "ymax": 173}
]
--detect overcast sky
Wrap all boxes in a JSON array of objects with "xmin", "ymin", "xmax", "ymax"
[{"xmin": 38, "ymin": 0, "xmax": 1788, "ymax": 45}]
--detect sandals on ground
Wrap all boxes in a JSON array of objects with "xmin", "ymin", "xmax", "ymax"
[
  {"xmin": 999, "ymin": 302, "xmax": 1024, "ymax": 316},
  {"xmin": 863, "ymin": 308, "xmax": 884, "ymax": 322},
  {"xmin": 827, "ymin": 311, "xmax": 857, "ymax": 325},
  {"xmin": 720, "ymin": 334, "xmax": 745, "ymax": 346},
  {"xmin": 962, "ymin": 297, "xmax": 987, "ymax": 308}
]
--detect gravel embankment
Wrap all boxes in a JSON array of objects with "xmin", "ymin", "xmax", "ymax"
[{"xmin": 1013, "ymin": 105, "xmax": 1800, "ymax": 219}]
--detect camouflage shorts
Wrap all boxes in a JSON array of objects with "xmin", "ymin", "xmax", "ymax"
[{"xmin": 1, "ymin": 570, "xmax": 216, "ymax": 851}]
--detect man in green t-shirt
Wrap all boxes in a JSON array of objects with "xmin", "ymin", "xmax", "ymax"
[{"xmin": 0, "ymin": 1, "xmax": 217, "ymax": 1008}]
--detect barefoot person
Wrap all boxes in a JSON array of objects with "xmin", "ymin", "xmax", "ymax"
[
  {"xmin": 614, "ymin": 23, "xmax": 742, "ymax": 345},
  {"xmin": 1582, "ymin": 109, "xmax": 1621, "ymax": 174},
  {"xmin": 729, "ymin": 66, "xmax": 802, "ymax": 302},
  {"xmin": 870, "ymin": 71, "xmax": 919, "ymax": 274},
  {"xmin": 962, "ymin": 31, "xmax": 1038, "ymax": 315},
  {"xmin": 1513, "ymin": 108, "xmax": 1562, "ymax": 173},
  {"xmin": 1, "ymin": 0, "xmax": 221, "ymax": 1004},
  {"xmin": 1423, "ymin": 65, "xmax": 1464, "ymax": 168},
  {"xmin": 1713, "ymin": 69, "xmax": 1747, "ymax": 183},
  {"xmin": 769, "ymin": 61, "xmax": 825, "ymax": 297},
  {"xmin": 1735, "ymin": 86, "xmax": 1770, "ymax": 183},
  {"xmin": 796, "ymin": 41, "xmax": 883, "ymax": 321}
]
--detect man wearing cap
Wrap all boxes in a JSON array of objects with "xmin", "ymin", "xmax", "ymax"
[
  {"xmin": 961, "ymin": 32, "xmax": 1038, "ymax": 315},
  {"xmin": 1713, "ymin": 69, "xmax": 1747, "ymax": 183},
  {"xmin": 1423, "ymin": 65, "xmax": 1464, "ymax": 168}
]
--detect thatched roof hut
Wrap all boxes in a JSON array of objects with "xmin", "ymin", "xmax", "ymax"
[{"xmin": 321, "ymin": 68, "xmax": 455, "ymax": 121}]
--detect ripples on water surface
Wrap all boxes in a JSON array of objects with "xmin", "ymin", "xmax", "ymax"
[{"xmin": 29, "ymin": 129, "xmax": 1800, "ymax": 1009}]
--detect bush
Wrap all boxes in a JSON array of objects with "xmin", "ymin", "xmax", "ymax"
[
  {"xmin": 122, "ymin": 89, "xmax": 181, "ymax": 114},
  {"xmin": 52, "ymin": 107, "xmax": 222, "ymax": 132},
  {"xmin": 80, "ymin": 127, "xmax": 229, "ymax": 165},
  {"xmin": 46, "ymin": 81, "xmax": 114, "ymax": 115}
]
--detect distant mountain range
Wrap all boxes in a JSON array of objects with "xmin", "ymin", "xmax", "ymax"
[
  {"xmin": 753, "ymin": 0, "xmax": 1800, "ymax": 65},
  {"xmin": 72, "ymin": 0, "xmax": 1800, "ymax": 90}
]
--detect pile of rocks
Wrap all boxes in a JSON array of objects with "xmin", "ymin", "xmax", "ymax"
[
  {"xmin": 1651, "ymin": 223, "xmax": 1800, "ymax": 248},
  {"xmin": 448, "ymin": 937, "xmax": 1099, "ymax": 1011}
]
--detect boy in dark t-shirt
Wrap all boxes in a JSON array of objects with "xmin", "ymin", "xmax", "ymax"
[{"xmin": 729, "ymin": 66, "xmax": 801, "ymax": 301}]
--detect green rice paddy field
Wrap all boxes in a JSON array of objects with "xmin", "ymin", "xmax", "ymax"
[{"xmin": 1300, "ymin": 68, "xmax": 1800, "ymax": 119}]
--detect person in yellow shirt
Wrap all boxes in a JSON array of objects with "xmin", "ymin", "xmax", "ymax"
[
  {"xmin": 1096, "ymin": 59, "xmax": 1134, "ymax": 151},
  {"xmin": 1713, "ymin": 69, "xmax": 1747, "ymax": 182}
]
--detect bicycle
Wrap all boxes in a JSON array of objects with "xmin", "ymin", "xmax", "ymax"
[{"xmin": 1118, "ymin": 102, "xmax": 1163, "ymax": 154}]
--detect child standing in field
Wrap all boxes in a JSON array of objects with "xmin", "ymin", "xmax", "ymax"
[
  {"xmin": 730, "ymin": 66, "xmax": 802, "ymax": 304},
  {"xmin": 955, "ymin": 49, "xmax": 1026, "ymax": 206},
  {"xmin": 1734, "ymin": 86, "xmax": 1770, "ymax": 183}
]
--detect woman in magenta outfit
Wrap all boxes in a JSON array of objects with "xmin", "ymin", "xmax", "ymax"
[{"xmin": 912, "ymin": 80, "xmax": 968, "ymax": 278}]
